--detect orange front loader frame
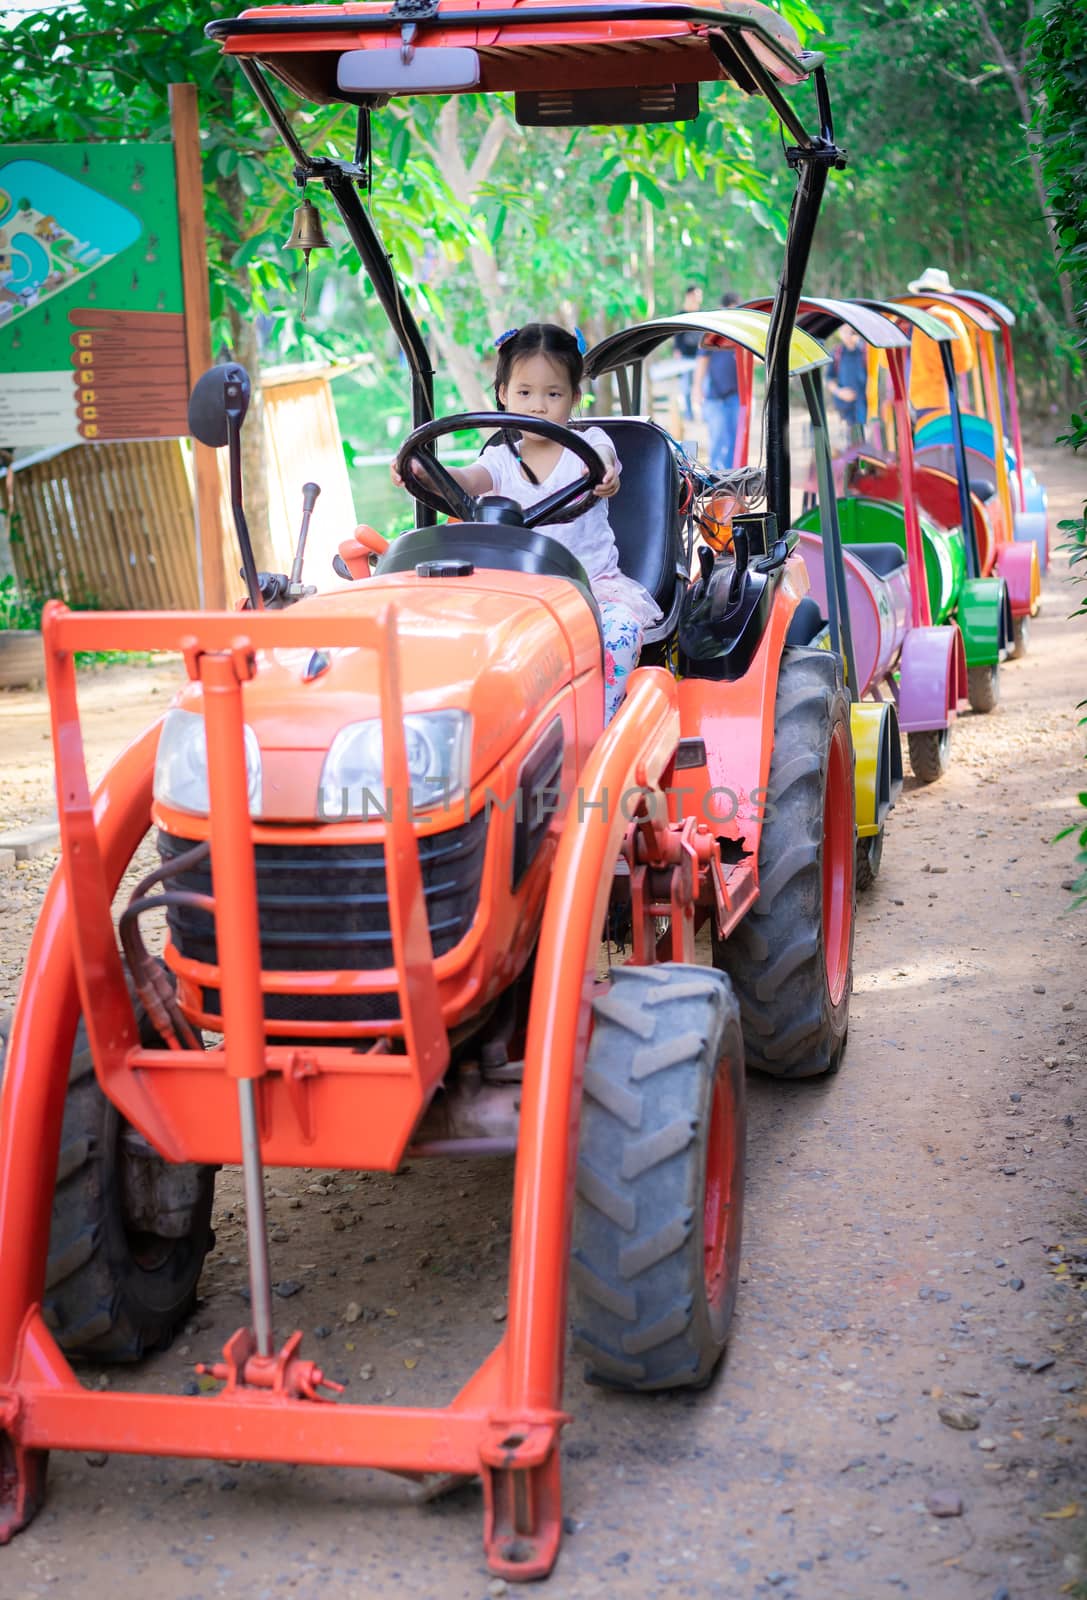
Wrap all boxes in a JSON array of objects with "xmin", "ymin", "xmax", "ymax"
[{"xmin": 0, "ymin": 602, "xmax": 681, "ymax": 1580}]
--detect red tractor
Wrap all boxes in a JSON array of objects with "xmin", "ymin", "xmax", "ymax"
[{"xmin": 0, "ymin": 1, "xmax": 852, "ymax": 1578}]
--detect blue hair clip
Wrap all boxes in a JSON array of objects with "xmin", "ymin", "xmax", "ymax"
[
  {"xmin": 494, "ymin": 327, "xmax": 519, "ymax": 349},
  {"xmin": 574, "ymin": 325, "xmax": 588, "ymax": 355}
]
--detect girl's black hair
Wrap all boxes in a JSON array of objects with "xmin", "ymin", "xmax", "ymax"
[{"xmin": 494, "ymin": 323, "xmax": 583, "ymax": 485}]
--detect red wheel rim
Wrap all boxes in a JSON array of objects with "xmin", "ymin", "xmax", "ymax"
[
  {"xmin": 821, "ymin": 720, "xmax": 854, "ymax": 1007},
  {"xmin": 702, "ymin": 1062, "xmax": 735, "ymax": 1309}
]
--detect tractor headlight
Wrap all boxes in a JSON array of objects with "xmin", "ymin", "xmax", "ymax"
[
  {"xmin": 154, "ymin": 708, "xmax": 263, "ymax": 818},
  {"xmin": 319, "ymin": 711, "xmax": 472, "ymax": 818}
]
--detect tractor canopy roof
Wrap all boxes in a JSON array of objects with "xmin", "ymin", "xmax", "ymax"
[
  {"xmin": 584, "ymin": 308, "xmax": 828, "ymax": 379},
  {"xmin": 209, "ymin": 1, "xmax": 813, "ymax": 110},
  {"xmin": 742, "ymin": 296, "xmax": 909, "ymax": 351}
]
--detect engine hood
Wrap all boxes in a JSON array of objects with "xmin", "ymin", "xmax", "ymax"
[{"xmin": 163, "ymin": 569, "xmax": 599, "ymax": 822}]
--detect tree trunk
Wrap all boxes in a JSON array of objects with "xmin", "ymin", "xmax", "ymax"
[
  {"xmin": 222, "ymin": 299, "xmax": 276, "ymax": 571},
  {"xmin": 0, "ymin": 450, "xmax": 16, "ymax": 585},
  {"xmin": 407, "ymin": 100, "xmax": 514, "ymax": 409},
  {"xmin": 215, "ymin": 174, "xmax": 275, "ymax": 570},
  {"xmin": 968, "ymin": 0, "xmax": 1078, "ymax": 335},
  {"xmin": 426, "ymin": 306, "xmax": 492, "ymax": 410},
  {"xmin": 435, "ymin": 101, "xmax": 512, "ymax": 343}
]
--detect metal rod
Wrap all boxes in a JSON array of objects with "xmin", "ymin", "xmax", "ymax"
[
  {"xmin": 630, "ymin": 359, "xmax": 643, "ymax": 414},
  {"xmin": 941, "ymin": 342, "xmax": 980, "ymax": 580},
  {"xmin": 802, "ymin": 369, "xmax": 857, "ymax": 696},
  {"xmin": 226, "ymin": 411, "xmax": 263, "ymax": 609},
  {"xmin": 236, "ymin": 57, "xmax": 310, "ymax": 169},
  {"xmin": 238, "ymin": 1078, "xmax": 275, "ymax": 1357},
  {"xmin": 997, "ymin": 325, "xmax": 1027, "ymax": 507},
  {"xmin": 763, "ymin": 157, "xmax": 827, "ymax": 527},
  {"xmin": 708, "ymin": 31, "xmax": 811, "ymax": 148},
  {"xmin": 323, "ymin": 166, "xmax": 434, "ymax": 429},
  {"xmin": 290, "ymin": 481, "xmax": 321, "ymax": 588},
  {"xmin": 322, "ymin": 164, "xmax": 435, "ymax": 526},
  {"xmin": 762, "ymin": 68, "xmax": 839, "ymax": 530}
]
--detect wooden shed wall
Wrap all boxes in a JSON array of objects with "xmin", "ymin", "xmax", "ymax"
[
  {"xmin": 13, "ymin": 440, "xmax": 200, "ymax": 611},
  {"xmin": 11, "ymin": 370, "xmax": 357, "ymax": 611}
]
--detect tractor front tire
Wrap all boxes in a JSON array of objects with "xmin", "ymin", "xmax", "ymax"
[
  {"xmin": 571, "ymin": 965, "xmax": 745, "ymax": 1392},
  {"xmin": 712, "ymin": 648, "xmax": 855, "ymax": 1079},
  {"xmin": 1, "ymin": 989, "xmax": 216, "ymax": 1363},
  {"xmin": 967, "ymin": 664, "xmax": 999, "ymax": 714},
  {"xmin": 856, "ymin": 828, "xmax": 884, "ymax": 893},
  {"xmin": 907, "ymin": 727, "xmax": 952, "ymax": 784}
]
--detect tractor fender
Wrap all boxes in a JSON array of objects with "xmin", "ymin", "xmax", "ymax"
[
  {"xmin": 995, "ymin": 540, "xmax": 1041, "ymax": 618},
  {"xmin": 1013, "ymin": 510, "xmax": 1049, "ymax": 574},
  {"xmin": 794, "ymin": 530, "xmax": 908, "ymax": 701},
  {"xmin": 896, "ymin": 623, "xmax": 967, "ymax": 733},
  {"xmin": 0, "ymin": 726, "xmax": 161, "ymax": 1366},
  {"xmin": 851, "ymin": 701, "xmax": 902, "ymax": 839},
  {"xmin": 958, "ymin": 576, "xmax": 1013, "ymax": 668}
]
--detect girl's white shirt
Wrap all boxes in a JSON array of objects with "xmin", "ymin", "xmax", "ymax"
[{"xmin": 477, "ymin": 426, "xmax": 662, "ymax": 629}]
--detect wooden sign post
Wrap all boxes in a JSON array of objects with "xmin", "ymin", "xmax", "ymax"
[
  {"xmin": 0, "ymin": 95, "xmax": 227, "ymax": 609},
  {"xmin": 170, "ymin": 83, "xmax": 226, "ymax": 610}
]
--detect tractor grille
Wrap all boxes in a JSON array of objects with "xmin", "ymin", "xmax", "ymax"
[{"xmin": 156, "ymin": 811, "xmax": 487, "ymax": 1025}]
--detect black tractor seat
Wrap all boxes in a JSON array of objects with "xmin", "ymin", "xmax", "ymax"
[
  {"xmin": 482, "ymin": 417, "xmax": 686, "ymax": 643},
  {"xmin": 842, "ymin": 541, "xmax": 908, "ymax": 580},
  {"xmin": 576, "ymin": 418, "xmax": 685, "ymax": 640}
]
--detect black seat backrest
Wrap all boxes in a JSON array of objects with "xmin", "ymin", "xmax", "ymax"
[
  {"xmin": 578, "ymin": 419, "xmax": 683, "ymax": 619},
  {"xmin": 842, "ymin": 541, "xmax": 908, "ymax": 580}
]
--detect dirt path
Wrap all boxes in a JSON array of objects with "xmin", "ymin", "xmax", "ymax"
[{"xmin": 2, "ymin": 448, "xmax": 1086, "ymax": 1600}]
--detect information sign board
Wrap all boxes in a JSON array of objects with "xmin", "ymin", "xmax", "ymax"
[{"xmin": 0, "ymin": 144, "xmax": 187, "ymax": 445}]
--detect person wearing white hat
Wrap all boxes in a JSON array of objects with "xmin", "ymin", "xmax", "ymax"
[
  {"xmin": 904, "ymin": 268, "xmax": 974, "ymax": 415},
  {"xmin": 907, "ymin": 266, "xmax": 956, "ymax": 295}
]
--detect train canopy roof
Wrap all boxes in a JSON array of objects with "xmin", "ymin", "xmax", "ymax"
[{"xmin": 583, "ymin": 308, "xmax": 829, "ymax": 379}]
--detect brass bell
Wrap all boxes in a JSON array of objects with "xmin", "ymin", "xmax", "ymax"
[{"xmin": 283, "ymin": 199, "xmax": 331, "ymax": 261}]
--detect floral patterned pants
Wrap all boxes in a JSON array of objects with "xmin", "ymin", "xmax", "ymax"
[{"xmin": 600, "ymin": 601, "xmax": 645, "ymax": 722}]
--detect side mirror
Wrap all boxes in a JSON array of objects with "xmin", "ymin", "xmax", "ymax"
[
  {"xmin": 188, "ymin": 363, "xmax": 251, "ymax": 448},
  {"xmin": 188, "ymin": 363, "xmax": 260, "ymax": 608}
]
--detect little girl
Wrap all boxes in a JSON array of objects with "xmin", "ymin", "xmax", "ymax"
[{"xmin": 395, "ymin": 322, "xmax": 661, "ymax": 720}]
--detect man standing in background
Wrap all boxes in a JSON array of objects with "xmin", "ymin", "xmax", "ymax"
[
  {"xmin": 827, "ymin": 321, "xmax": 868, "ymax": 445},
  {"xmin": 905, "ymin": 268, "xmax": 974, "ymax": 419},
  {"xmin": 673, "ymin": 283, "xmax": 704, "ymax": 422},
  {"xmin": 693, "ymin": 291, "xmax": 741, "ymax": 472}
]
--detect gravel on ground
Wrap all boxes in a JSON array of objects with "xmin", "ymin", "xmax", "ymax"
[{"xmin": 0, "ymin": 446, "xmax": 1084, "ymax": 1600}]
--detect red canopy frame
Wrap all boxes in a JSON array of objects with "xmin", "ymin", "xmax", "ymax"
[{"xmin": 207, "ymin": 0, "xmax": 846, "ymax": 534}]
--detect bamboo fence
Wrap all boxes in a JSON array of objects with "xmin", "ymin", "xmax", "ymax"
[
  {"xmin": 9, "ymin": 364, "xmax": 361, "ymax": 611},
  {"xmin": 12, "ymin": 439, "xmax": 200, "ymax": 610}
]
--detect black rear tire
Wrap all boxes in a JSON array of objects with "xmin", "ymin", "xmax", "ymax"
[
  {"xmin": 967, "ymin": 664, "xmax": 999, "ymax": 713},
  {"xmin": 856, "ymin": 828, "xmax": 883, "ymax": 892},
  {"xmin": 907, "ymin": 726, "xmax": 952, "ymax": 784},
  {"xmin": 1, "ymin": 985, "xmax": 216, "ymax": 1363},
  {"xmin": 571, "ymin": 965, "xmax": 745, "ymax": 1392},
  {"xmin": 711, "ymin": 648, "xmax": 855, "ymax": 1079}
]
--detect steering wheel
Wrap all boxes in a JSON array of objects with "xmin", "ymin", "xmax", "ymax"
[{"xmin": 395, "ymin": 412, "xmax": 607, "ymax": 527}]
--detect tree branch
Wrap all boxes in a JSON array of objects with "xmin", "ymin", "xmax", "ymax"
[{"xmin": 935, "ymin": 64, "xmax": 1005, "ymax": 88}]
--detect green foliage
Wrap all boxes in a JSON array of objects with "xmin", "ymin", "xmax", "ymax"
[
  {"xmin": 809, "ymin": 0, "xmax": 1073, "ymax": 401},
  {"xmin": 1028, "ymin": 0, "xmax": 1087, "ymax": 312},
  {"xmin": 0, "ymin": 578, "xmax": 153, "ymax": 667},
  {"xmin": 1030, "ymin": 0, "xmax": 1087, "ymax": 908},
  {"xmin": 0, "ymin": 574, "xmax": 42, "ymax": 633},
  {"xmin": 0, "ymin": 0, "xmax": 825, "ymax": 399}
]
